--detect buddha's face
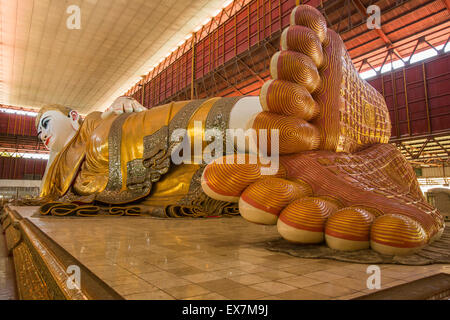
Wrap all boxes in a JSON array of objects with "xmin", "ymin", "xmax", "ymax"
[{"xmin": 37, "ymin": 110, "xmax": 80, "ymax": 151}]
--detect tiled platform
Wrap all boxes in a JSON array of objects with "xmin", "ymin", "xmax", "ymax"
[{"xmin": 8, "ymin": 206, "xmax": 450, "ymax": 300}]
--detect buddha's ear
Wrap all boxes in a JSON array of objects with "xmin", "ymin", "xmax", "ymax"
[
  {"xmin": 69, "ymin": 110, "xmax": 80, "ymax": 131},
  {"xmin": 69, "ymin": 110, "xmax": 79, "ymax": 122}
]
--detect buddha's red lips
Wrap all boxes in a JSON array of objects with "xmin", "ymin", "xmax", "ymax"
[{"xmin": 44, "ymin": 136, "xmax": 52, "ymax": 147}]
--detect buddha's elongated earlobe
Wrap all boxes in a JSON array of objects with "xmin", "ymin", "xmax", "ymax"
[
  {"xmin": 69, "ymin": 110, "xmax": 80, "ymax": 131},
  {"xmin": 70, "ymin": 110, "xmax": 78, "ymax": 121}
]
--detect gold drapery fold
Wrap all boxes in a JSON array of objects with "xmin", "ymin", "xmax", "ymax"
[
  {"xmin": 40, "ymin": 112, "xmax": 103, "ymax": 200},
  {"xmin": 43, "ymin": 97, "xmax": 244, "ymax": 209}
]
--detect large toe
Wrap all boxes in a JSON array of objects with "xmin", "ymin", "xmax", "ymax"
[
  {"xmin": 325, "ymin": 207, "xmax": 375, "ymax": 251},
  {"xmin": 239, "ymin": 177, "xmax": 312, "ymax": 225},
  {"xmin": 277, "ymin": 197, "xmax": 339, "ymax": 243},
  {"xmin": 370, "ymin": 214, "xmax": 428, "ymax": 256},
  {"xmin": 201, "ymin": 155, "xmax": 262, "ymax": 202},
  {"xmin": 201, "ymin": 154, "xmax": 287, "ymax": 202}
]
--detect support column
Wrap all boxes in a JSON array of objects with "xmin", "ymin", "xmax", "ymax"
[{"xmin": 191, "ymin": 33, "xmax": 197, "ymax": 100}]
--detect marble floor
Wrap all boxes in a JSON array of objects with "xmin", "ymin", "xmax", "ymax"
[{"xmin": 7, "ymin": 206, "xmax": 450, "ymax": 300}]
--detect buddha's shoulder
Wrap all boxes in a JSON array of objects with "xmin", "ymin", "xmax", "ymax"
[
  {"xmin": 84, "ymin": 111, "xmax": 103, "ymax": 121},
  {"xmin": 79, "ymin": 111, "xmax": 104, "ymax": 135}
]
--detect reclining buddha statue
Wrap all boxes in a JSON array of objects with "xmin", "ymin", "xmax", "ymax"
[{"xmin": 36, "ymin": 5, "xmax": 444, "ymax": 256}]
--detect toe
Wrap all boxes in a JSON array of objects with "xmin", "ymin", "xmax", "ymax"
[
  {"xmin": 277, "ymin": 197, "xmax": 339, "ymax": 243},
  {"xmin": 281, "ymin": 25, "xmax": 324, "ymax": 68},
  {"xmin": 270, "ymin": 51, "xmax": 321, "ymax": 93},
  {"xmin": 290, "ymin": 5, "xmax": 328, "ymax": 44},
  {"xmin": 201, "ymin": 155, "xmax": 287, "ymax": 203},
  {"xmin": 370, "ymin": 214, "xmax": 428, "ymax": 256},
  {"xmin": 325, "ymin": 207, "xmax": 375, "ymax": 251},
  {"xmin": 251, "ymin": 112, "xmax": 321, "ymax": 154},
  {"xmin": 260, "ymin": 80, "xmax": 320, "ymax": 120},
  {"xmin": 239, "ymin": 177, "xmax": 312, "ymax": 225}
]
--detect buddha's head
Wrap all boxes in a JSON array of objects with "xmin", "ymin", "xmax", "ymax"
[{"xmin": 36, "ymin": 104, "xmax": 81, "ymax": 152}]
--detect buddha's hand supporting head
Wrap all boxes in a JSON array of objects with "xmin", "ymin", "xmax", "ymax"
[
  {"xmin": 36, "ymin": 104, "xmax": 81, "ymax": 152},
  {"xmin": 101, "ymin": 96, "xmax": 146, "ymax": 120}
]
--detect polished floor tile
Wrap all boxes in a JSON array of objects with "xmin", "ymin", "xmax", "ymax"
[
  {"xmin": 228, "ymin": 274, "xmax": 267, "ymax": 285},
  {"xmin": 278, "ymin": 275, "xmax": 324, "ymax": 288},
  {"xmin": 250, "ymin": 281, "xmax": 297, "ymax": 295},
  {"xmin": 125, "ymin": 290, "xmax": 175, "ymax": 300},
  {"xmin": 276, "ymin": 288, "xmax": 331, "ymax": 300},
  {"xmin": 181, "ymin": 271, "xmax": 225, "ymax": 283},
  {"xmin": 6, "ymin": 206, "xmax": 449, "ymax": 300},
  {"xmin": 197, "ymin": 278, "xmax": 244, "ymax": 293},
  {"xmin": 164, "ymin": 283, "xmax": 212, "ymax": 299},
  {"xmin": 220, "ymin": 286, "xmax": 267, "ymax": 300},
  {"xmin": 301, "ymin": 282, "xmax": 357, "ymax": 298},
  {"xmin": 186, "ymin": 292, "xmax": 228, "ymax": 300}
]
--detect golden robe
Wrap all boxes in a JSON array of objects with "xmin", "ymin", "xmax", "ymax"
[{"xmin": 41, "ymin": 97, "xmax": 243, "ymax": 213}]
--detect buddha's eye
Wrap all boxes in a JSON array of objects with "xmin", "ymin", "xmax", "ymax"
[{"xmin": 41, "ymin": 118, "xmax": 50, "ymax": 129}]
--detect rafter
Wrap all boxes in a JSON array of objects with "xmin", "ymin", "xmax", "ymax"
[{"xmin": 351, "ymin": 0, "xmax": 404, "ymax": 61}]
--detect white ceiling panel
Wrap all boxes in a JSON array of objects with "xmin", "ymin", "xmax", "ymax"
[{"xmin": 0, "ymin": 0, "xmax": 229, "ymax": 114}]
